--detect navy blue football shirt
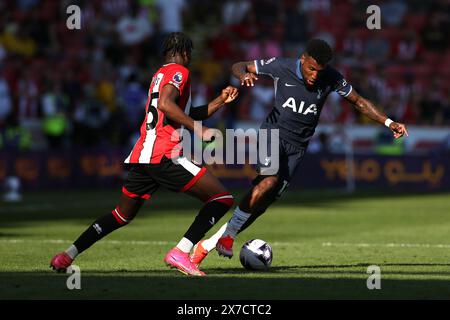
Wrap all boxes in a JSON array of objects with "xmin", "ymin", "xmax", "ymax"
[{"xmin": 254, "ymin": 57, "xmax": 352, "ymax": 147}]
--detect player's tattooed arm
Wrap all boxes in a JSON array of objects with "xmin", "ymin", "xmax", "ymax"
[
  {"xmin": 345, "ymin": 89, "xmax": 387, "ymax": 124},
  {"xmin": 190, "ymin": 86, "xmax": 238, "ymax": 120},
  {"xmin": 232, "ymin": 61, "xmax": 258, "ymax": 86},
  {"xmin": 345, "ymin": 89, "xmax": 409, "ymax": 139}
]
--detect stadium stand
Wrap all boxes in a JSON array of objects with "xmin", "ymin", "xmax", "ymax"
[{"xmin": 0, "ymin": 0, "xmax": 448, "ymax": 154}]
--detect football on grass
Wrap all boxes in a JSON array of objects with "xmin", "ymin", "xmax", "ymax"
[{"xmin": 239, "ymin": 239, "xmax": 273, "ymax": 270}]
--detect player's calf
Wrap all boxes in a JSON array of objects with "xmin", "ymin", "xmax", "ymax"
[
  {"xmin": 245, "ymin": 176, "xmax": 286, "ymax": 223},
  {"xmin": 72, "ymin": 206, "xmax": 136, "ymax": 253},
  {"xmin": 50, "ymin": 204, "xmax": 139, "ymax": 273},
  {"xmin": 182, "ymin": 192, "xmax": 234, "ymax": 246}
]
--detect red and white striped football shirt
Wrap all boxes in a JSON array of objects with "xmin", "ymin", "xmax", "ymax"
[{"xmin": 125, "ymin": 63, "xmax": 191, "ymax": 164}]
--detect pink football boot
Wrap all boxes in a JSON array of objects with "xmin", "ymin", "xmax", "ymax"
[
  {"xmin": 50, "ymin": 252, "xmax": 73, "ymax": 272},
  {"xmin": 164, "ymin": 247, "xmax": 206, "ymax": 276}
]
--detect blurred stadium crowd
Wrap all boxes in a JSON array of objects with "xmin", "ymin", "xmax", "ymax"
[{"xmin": 0, "ymin": 0, "xmax": 449, "ymax": 151}]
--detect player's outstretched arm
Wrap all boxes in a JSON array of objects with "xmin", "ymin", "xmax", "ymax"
[
  {"xmin": 159, "ymin": 84, "xmax": 210, "ymax": 139},
  {"xmin": 345, "ymin": 89, "xmax": 409, "ymax": 139},
  {"xmin": 190, "ymin": 86, "xmax": 239, "ymax": 120},
  {"xmin": 231, "ymin": 61, "xmax": 258, "ymax": 87}
]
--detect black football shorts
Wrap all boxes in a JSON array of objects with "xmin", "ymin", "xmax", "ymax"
[{"xmin": 122, "ymin": 156, "xmax": 206, "ymax": 200}]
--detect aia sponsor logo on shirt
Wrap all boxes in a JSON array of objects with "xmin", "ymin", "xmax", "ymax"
[{"xmin": 282, "ymin": 98, "xmax": 318, "ymax": 115}]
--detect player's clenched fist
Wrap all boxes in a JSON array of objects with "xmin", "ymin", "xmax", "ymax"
[{"xmin": 221, "ymin": 86, "xmax": 239, "ymax": 104}]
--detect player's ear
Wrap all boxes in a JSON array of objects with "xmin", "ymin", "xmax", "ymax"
[
  {"xmin": 300, "ymin": 54, "xmax": 306, "ymax": 64},
  {"xmin": 183, "ymin": 51, "xmax": 191, "ymax": 64}
]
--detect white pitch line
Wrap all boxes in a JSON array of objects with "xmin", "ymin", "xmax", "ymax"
[
  {"xmin": 2, "ymin": 239, "xmax": 450, "ymax": 249},
  {"xmin": 322, "ymin": 242, "xmax": 450, "ymax": 249},
  {"xmin": 0, "ymin": 239, "xmax": 175, "ymax": 246},
  {"xmin": 0, "ymin": 239, "xmax": 295, "ymax": 246}
]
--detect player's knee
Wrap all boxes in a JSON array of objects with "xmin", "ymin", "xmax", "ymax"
[
  {"xmin": 206, "ymin": 192, "xmax": 234, "ymax": 210},
  {"xmin": 111, "ymin": 206, "xmax": 136, "ymax": 226},
  {"xmin": 255, "ymin": 176, "xmax": 279, "ymax": 197}
]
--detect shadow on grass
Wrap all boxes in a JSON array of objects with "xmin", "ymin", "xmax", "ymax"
[
  {"xmin": 1, "ymin": 270, "xmax": 450, "ymax": 300},
  {"xmin": 1, "ymin": 188, "xmax": 449, "ymax": 226},
  {"xmin": 207, "ymin": 263, "xmax": 450, "ymax": 274},
  {"xmin": 0, "ymin": 232, "xmax": 25, "ymax": 238}
]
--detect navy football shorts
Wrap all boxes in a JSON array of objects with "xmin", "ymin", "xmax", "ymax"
[{"xmin": 254, "ymin": 135, "xmax": 306, "ymax": 198}]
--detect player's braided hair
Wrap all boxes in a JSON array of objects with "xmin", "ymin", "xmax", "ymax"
[
  {"xmin": 305, "ymin": 39, "xmax": 333, "ymax": 66},
  {"xmin": 162, "ymin": 32, "xmax": 193, "ymax": 58}
]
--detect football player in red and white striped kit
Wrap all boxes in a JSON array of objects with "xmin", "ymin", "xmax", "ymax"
[{"xmin": 50, "ymin": 32, "xmax": 239, "ymax": 276}]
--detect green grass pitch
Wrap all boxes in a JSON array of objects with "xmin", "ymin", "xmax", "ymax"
[{"xmin": 1, "ymin": 188, "xmax": 450, "ymax": 299}]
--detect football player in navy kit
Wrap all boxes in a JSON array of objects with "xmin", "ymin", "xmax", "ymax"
[{"xmin": 190, "ymin": 39, "xmax": 409, "ymax": 264}]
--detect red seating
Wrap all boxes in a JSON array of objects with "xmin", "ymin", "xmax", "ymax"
[
  {"xmin": 353, "ymin": 139, "xmax": 374, "ymax": 151},
  {"xmin": 405, "ymin": 14, "xmax": 427, "ymax": 31},
  {"xmin": 413, "ymin": 140, "xmax": 441, "ymax": 152}
]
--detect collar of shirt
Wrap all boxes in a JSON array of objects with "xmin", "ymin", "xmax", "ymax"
[{"xmin": 296, "ymin": 59, "xmax": 303, "ymax": 80}]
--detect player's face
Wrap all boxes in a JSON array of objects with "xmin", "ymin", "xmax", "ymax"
[{"xmin": 300, "ymin": 54, "xmax": 325, "ymax": 87}]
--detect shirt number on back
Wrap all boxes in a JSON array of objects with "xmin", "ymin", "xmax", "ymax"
[{"xmin": 146, "ymin": 93, "xmax": 159, "ymax": 130}]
